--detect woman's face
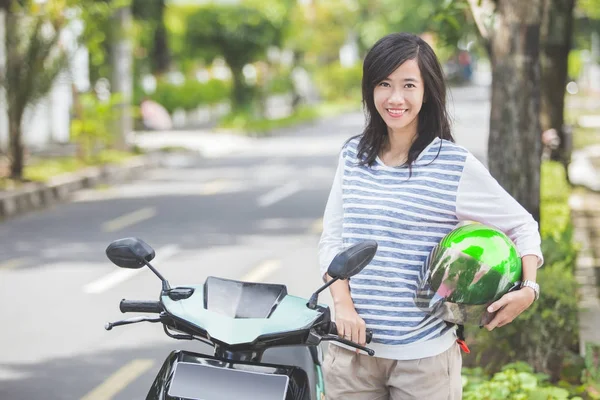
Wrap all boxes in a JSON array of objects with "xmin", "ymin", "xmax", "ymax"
[{"xmin": 373, "ymin": 58, "xmax": 425, "ymax": 137}]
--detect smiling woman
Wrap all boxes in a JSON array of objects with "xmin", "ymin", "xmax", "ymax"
[{"xmin": 318, "ymin": 32, "xmax": 543, "ymax": 400}]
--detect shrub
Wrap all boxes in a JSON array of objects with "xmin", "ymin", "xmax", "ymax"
[
  {"xmin": 462, "ymin": 362, "xmax": 581, "ymax": 400},
  {"xmin": 313, "ymin": 62, "xmax": 362, "ymax": 103},
  {"xmin": 135, "ymin": 78, "xmax": 232, "ymax": 114}
]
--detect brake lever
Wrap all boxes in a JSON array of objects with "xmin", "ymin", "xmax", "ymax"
[
  {"xmin": 320, "ymin": 334, "xmax": 375, "ymax": 356},
  {"xmin": 105, "ymin": 316, "xmax": 161, "ymax": 330}
]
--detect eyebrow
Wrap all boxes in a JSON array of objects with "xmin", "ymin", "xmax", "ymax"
[{"xmin": 382, "ymin": 77, "xmax": 419, "ymax": 82}]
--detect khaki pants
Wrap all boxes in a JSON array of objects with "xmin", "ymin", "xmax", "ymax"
[{"xmin": 323, "ymin": 343, "xmax": 462, "ymax": 400}]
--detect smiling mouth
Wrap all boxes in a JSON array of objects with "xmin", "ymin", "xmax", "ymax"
[{"xmin": 387, "ymin": 109, "xmax": 407, "ymax": 117}]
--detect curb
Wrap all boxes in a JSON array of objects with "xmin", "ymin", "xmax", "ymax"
[{"xmin": 0, "ymin": 154, "xmax": 159, "ymax": 221}]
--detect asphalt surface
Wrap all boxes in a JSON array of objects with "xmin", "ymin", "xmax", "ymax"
[{"xmin": 0, "ymin": 85, "xmax": 490, "ymax": 400}]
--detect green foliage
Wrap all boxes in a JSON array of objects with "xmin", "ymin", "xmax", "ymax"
[
  {"xmin": 2, "ymin": 1, "xmax": 70, "ymax": 113},
  {"xmin": 218, "ymin": 101, "xmax": 358, "ymax": 135},
  {"xmin": 465, "ymin": 161, "xmax": 579, "ymax": 380},
  {"xmin": 72, "ymin": 0, "xmax": 131, "ymax": 83},
  {"xmin": 185, "ymin": 4, "xmax": 281, "ymax": 109},
  {"xmin": 314, "ymin": 63, "xmax": 363, "ymax": 103},
  {"xmin": 540, "ymin": 161, "xmax": 579, "ymax": 270},
  {"xmin": 462, "ymin": 363, "xmax": 580, "ymax": 399},
  {"xmin": 583, "ymin": 343, "xmax": 600, "ymax": 386},
  {"xmin": 22, "ymin": 149, "xmax": 133, "ymax": 183},
  {"xmin": 568, "ymin": 50, "xmax": 584, "ymax": 80},
  {"xmin": 577, "ymin": 0, "xmax": 600, "ymax": 19},
  {"xmin": 134, "ymin": 79, "xmax": 231, "ymax": 114},
  {"xmin": 70, "ymin": 93, "xmax": 126, "ymax": 162},
  {"xmin": 266, "ymin": 69, "xmax": 294, "ymax": 95}
]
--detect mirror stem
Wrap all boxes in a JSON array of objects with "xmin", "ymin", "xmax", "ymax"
[
  {"xmin": 307, "ymin": 277, "xmax": 339, "ymax": 309},
  {"xmin": 143, "ymin": 260, "xmax": 171, "ymax": 292}
]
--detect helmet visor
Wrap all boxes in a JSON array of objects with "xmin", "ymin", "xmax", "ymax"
[{"xmin": 415, "ymin": 245, "xmax": 520, "ymax": 325}]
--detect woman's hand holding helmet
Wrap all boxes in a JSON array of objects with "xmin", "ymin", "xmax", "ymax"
[{"xmin": 483, "ymin": 254, "xmax": 539, "ymax": 331}]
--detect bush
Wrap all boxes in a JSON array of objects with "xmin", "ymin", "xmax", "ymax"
[
  {"xmin": 464, "ymin": 161, "xmax": 580, "ymax": 381},
  {"xmin": 313, "ymin": 62, "xmax": 362, "ymax": 103},
  {"xmin": 135, "ymin": 78, "xmax": 232, "ymax": 114},
  {"xmin": 462, "ymin": 362, "xmax": 583, "ymax": 400}
]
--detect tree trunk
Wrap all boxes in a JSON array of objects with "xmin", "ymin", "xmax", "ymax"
[
  {"xmin": 229, "ymin": 64, "xmax": 253, "ymax": 111},
  {"xmin": 8, "ymin": 111, "xmax": 23, "ymax": 179},
  {"xmin": 540, "ymin": 0, "xmax": 575, "ymax": 168},
  {"xmin": 151, "ymin": 0, "xmax": 170, "ymax": 74},
  {"xmin": 488, "ymin": 0, "xmax": 544, "ymax": 222},
  {"xmin": 110, "ymin": 5, "xmax": 133, "ymax": 151}
]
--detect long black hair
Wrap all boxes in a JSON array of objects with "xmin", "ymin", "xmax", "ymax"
[{"xmin": 356, "ymin": 32, "xmax": 454, "ymax": 167}]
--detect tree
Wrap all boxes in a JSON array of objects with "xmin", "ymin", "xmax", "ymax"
[
  {"xmin": 186, "ymin": 5, "xmax": 281, "ymax": 110},
  {"xmin": 0, "ymin": 0, "xmax": 70, "ymax": 180},
  {"xmin": 539, "ymin": 0, "xmax": 575, "ymax": 169},
  {"xmin": 467, "ymin": 0, "xmax": 545, "ymax": 222},
  {"xmin": 132, "ymin": 0, "xmax": 170, "ymax": 75}
]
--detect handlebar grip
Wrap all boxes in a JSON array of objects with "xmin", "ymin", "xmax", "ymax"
[
  {"xmin": 120, "ymin": 299, "xmax": 162, "ymax": 314},
  {"xmin": 329, "ymin": 322, "xmax": 373, "ymax": 344}
]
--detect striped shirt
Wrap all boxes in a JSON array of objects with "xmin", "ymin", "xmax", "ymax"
[{"xmin": 319, "ymin": 136, "xmax": 543, "ymax": 360}]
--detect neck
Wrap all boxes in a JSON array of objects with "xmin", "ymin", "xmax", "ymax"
[{"xmin": 383, "ymin": 127, "xmax": 417, "ymax": 160}]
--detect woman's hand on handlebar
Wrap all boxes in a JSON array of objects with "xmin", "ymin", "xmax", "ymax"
[{"xmin": 334, "ymin": 298, "xmax": 367, "ymax": 349}]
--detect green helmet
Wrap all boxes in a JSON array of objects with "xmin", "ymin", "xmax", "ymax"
[{"xmin": 415, "ymin": 222, "xmax": 522, "ymax": 326}]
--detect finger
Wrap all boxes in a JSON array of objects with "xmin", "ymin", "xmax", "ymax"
[
  {"xmin": 484, "ymin": 314, "xmax": 503, "ymax": 331},
  {"xmin": 487, "ymin": 294, "xmax": 511, "ymax": 313},
  {"xmin": 351, "ymin": 322, "xmax": 360, "ymax": 344},
  {"xmin": 337, "ymin": 322, "xmax": 346, "ymax": 338},
  {"xmin": 358, "ymin": 321, "xmax": 367, "ymax": 346}
]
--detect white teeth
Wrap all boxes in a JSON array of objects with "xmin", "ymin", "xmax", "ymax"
[{"xmin": 387, "ymin": 109, "xmax": 406, "ymax": 116}]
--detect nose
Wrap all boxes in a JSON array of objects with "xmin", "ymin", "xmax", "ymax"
[{"xmin": 388, "ymin": 88, "xmax": 405, "ymax": 105}]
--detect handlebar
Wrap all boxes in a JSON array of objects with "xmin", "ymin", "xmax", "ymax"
[
  {"xmin": 329, "ymin": 322, "xmax": 373, "ymax": 344},
  {"xmin": 120, "ymin": 299, "xmax": 162, "ymax": 314}
]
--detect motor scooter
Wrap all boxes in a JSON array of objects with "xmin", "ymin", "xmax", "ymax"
[{"xmin": 104, "ymin": 237, "xmax": 377, "ymax": 400}]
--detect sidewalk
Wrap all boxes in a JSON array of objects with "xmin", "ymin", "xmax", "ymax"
[{"xmin": 570, "ymin": 131, "xmax": 600, "ymax": 354}]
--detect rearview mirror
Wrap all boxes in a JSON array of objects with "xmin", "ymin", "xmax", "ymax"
[
  {"xmin": 106, "ymin": 237, "xmax": 155, "ymax": 269},
  {"xmin": 327, "ymin": 240, "xmax": 378, "ymax": 280}
]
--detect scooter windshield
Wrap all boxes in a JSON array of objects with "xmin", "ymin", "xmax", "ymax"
[{"xmin": 161, "ymin": 281, "xmax": 323, "ymax": 345}]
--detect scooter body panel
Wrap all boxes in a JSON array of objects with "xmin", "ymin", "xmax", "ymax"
[{"xmin": 146, "ymin": 350, "xmax": 312, "ymax": 400}]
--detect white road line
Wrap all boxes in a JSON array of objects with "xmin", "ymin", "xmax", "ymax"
[
  {"xmin": 202, "ymin": 179, "xmax": 229, "ymax": 195},
  {"xmin": 257, "ymin": 181, "xmax": 301, "ymax": 207},
  {"xmin": 84, "ymin": 245, "xmax": 180, "ymax": 294},
  {"xmin": 0, "ymin": 257, "xmax": 30, "ymax": 271},
  {"xmin": 80, "ymin": 359, "xmax": 155, "ymax": 400},
  {"xmin": 241, "ymin": 259, "xmax": 282, "ymax": 283},
  {"xmin": 102, "ymin": 207, "xmax": 157, "ymax": 232}
]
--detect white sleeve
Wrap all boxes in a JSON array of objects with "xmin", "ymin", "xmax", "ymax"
[
  {"xmin": 456, "ymin": 153, "xmax": 544, "ymax": 267},
  {"xmin": 318, "ymin": 151, "xmax": 345, "ymax": 280}
]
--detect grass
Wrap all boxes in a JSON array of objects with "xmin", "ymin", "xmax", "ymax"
[
  {"xmin": 217, "ymin": 100, "xmax": 360, "ymax": 135},
  {"xmin": 0, "ymin": 149, "xmax": 137, "ymax": 190}
]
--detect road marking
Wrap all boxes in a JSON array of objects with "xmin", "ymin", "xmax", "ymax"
[
  {"xmin": 202, "ymin": 179, "xmax": 229, "ymax": 195},
  {"xmin": 257, "ymin": 181, "xmax": 301, "ymax": 207},
  {"xmin": 84, "ymin": 245, "xmax": 180, "ymax": 294},
  {"xmin": 310, "ymin": 218, "xmax": 323, "ymax": 235},
  {"xmin": 80, "ymin": 359, "xmax": 155, "ymax": 400},
  {"xmin": 241, "ymin": 259, "xmax": 281, "ymax": 283},
  {"xmin": 102, "ymin": 207, "xmax": 157, "ymax": 233},
  {"xmin": 0, "ymin": 257, "xmax": 30, "ymax": 271}
]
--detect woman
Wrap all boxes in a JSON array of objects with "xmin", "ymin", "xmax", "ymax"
[{"xmin": 318, "ymin": 32, "xmax": 543, "ymax": 399}]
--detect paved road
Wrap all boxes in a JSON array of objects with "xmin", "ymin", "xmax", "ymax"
[{"xmin": 0, "ymin": 85, "xmax": 490, "ymax": 400}]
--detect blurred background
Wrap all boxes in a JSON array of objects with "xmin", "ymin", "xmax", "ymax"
[{"xmin": 0, "ymin": 0, "xmax": 600, "ymax": 399}]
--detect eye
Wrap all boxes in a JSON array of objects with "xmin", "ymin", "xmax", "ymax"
[
  {"xmin": 405, "ymin": 83, "xmax": 416, "ymax": 88},
  {"xmin": 378, "ymin": 81, "xmax": 391, "ymax": 88}
]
